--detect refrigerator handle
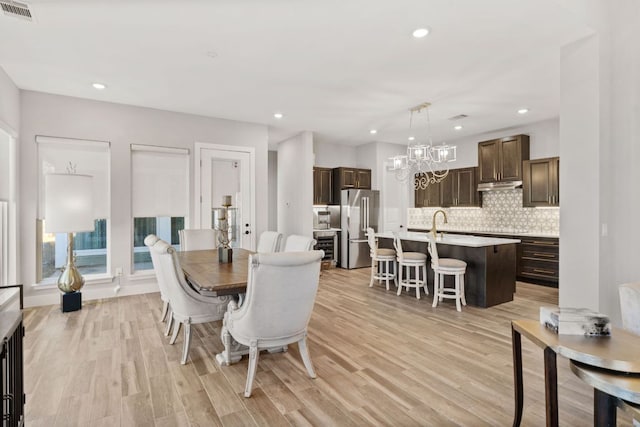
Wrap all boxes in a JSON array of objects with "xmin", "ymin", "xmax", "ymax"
[{"xmin": 363, "ymin": 197, "xmax": 369, "ymax": 231}]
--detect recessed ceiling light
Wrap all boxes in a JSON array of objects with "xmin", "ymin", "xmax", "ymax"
[
  {"xmin": 370, "ymin": 129, "xmax": 377, "ymax": 135},
  {"xmin": 517, "ymin": 108, "xmax": 529, "ymax": 114},
  {"xmin": 273, "ymin": 112, "xmax": 284, "ymax": 119},
  {"xmin": 412, "ymin": 28, "xmax": 430, "ymax": 38},
  {"xmin": 408, "ymin": 136, "xmax": 415, "ymax": 141},
  {"xmin": 92, "ymin": 83, "xmax": 106, "ymax": 90},
  {"xmin": 454, "ymin": 125, "xmax": 463, "ymax": 130}
]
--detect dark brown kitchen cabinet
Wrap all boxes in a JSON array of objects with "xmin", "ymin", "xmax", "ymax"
[
  {"xmin": 478, "ymin": 135, "xmax": 530, "ymax": 183},
  {"xmin": 440, "ymin": 167, "xmax": 481, "ymax": 207},
  {"xmin": 333, "ymin": 167, "xmax": 371, "ymax": 195},
  {"xmin": 522, "ymin": 157, "xmax": 559, "ymax": 207},
  {"xmin": 516, "ymin": 236, "xmax": 559, "ymax": 286},
  {"xmin": 313, "ymin": 167, "xmax": 333, "ymax": 205},
  {"xmin": 414, "ymin": 173, "xmax": 441, "ymax": 207}
]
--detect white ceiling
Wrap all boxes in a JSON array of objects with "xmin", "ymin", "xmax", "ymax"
[{"xmin": 0, "ymin": 0, "xmax": 592, "ymax": 147}]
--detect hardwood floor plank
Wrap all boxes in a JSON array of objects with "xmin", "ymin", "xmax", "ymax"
[{"xmin": 22, "ymin": 272, "xmax": 633, "ymax": 427}]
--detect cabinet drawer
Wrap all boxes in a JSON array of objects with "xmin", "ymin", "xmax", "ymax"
[
  {"xmin": 519, "ymin": 237, "xmax": 559, "ymax": 247},
  {"xmin": 519, "ymin": 265, "xmax": 559, "ymax": 280},
  {"xmin": 520, "ymin": 247, "xmax": 559, "ymax": 261}
]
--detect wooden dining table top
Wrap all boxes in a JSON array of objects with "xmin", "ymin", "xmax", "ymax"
[{"xmin": 177, "ymin": 248, "xmax": 253, "ymax": 296}]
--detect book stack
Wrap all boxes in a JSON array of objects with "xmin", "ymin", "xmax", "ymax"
[{"xmin": 540, "ymin": 307, "xmax": 611, "ymax": 336}]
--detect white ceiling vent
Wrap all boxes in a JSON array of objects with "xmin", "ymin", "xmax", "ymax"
[
  {"xmin": 448, "ymin": 114, "xmax": 468, "ymax": 121},
  {"xmin": 1, "ymin": 0, "xmax": 33, "ymax": 21}
]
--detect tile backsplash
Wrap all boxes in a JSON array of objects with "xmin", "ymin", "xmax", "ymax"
[{"xmin": 408, "ymin": 189, "xmax": 559, "ymax": 235}]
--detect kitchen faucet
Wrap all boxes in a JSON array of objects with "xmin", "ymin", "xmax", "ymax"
[{"xmin": 431, "ymin": 210, "xmax": 448, "ymax": 240}]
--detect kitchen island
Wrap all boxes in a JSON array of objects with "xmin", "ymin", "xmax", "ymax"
[{"xmin": 376, "ymin": 231, "xmax": 520, "ymax": 308}]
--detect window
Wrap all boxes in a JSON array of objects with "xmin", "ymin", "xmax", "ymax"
[
  {"xmin": 36, "ymin": 136, "xmax": 110, "ymax": 283},
  {"xmin": 131, "ymin": 145, "xmax": 189, "ymax": 272}
]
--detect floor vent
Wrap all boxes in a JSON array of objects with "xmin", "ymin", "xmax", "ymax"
[{"xmin": 1, "ymin": 0, "xmax": 33, "ymax": 21}]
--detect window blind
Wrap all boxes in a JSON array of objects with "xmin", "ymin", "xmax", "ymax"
[
  {"xmin": 131, "ymin": 144, "xmax": 189, "ymax": 218},
  {"xmin": 36, "ymin": 136, "xmax": 110, "ymax": 219}
]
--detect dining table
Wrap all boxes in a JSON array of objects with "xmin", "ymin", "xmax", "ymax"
[
  {"xmin": 176, "ymin": 248, "xmax": 287, "ymax": 366},
  {"xmin": 177, "ymin": 248, "xmax": 253, "ymax": 296}
]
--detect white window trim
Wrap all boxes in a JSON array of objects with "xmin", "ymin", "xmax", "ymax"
[
  {"xmin": 35, "ymin": 135, "xmax": 112, "ymax": 285},
  {"xmin": 0, "ymin": 120, "xmax": 18, "ymax": 286}
]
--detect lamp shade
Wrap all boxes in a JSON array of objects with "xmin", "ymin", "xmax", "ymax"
[{"xmin": 44, "ymin": 173, "xmax": 95, "ymax": 233}]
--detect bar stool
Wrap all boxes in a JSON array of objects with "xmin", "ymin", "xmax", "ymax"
[
  {"xmin": 428, "ymin": 238, "xmax": 467, "ymax": 312},
  {"xmin": 393, "ymin": 234, "xmax": 428, "ymax": 299},
  {"xmin": 366, "ymin": 228, "xmax": 396, "ymax": 290}
]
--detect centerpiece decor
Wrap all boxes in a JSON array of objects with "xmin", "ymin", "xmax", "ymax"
[{"xmin": 217, "ymin": 195, "xmax": 233, "ymax": 263}]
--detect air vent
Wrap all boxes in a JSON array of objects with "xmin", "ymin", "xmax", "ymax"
[
  {"xmin": 1, "ymin": 0, "xmax": 32, "ymax": 21},
  {"xmin": 448, "ymin": 114, "xmax": 468, "ymax": 121}
]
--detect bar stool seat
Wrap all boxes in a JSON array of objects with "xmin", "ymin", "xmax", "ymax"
[
  {"xmin": 366, "ymin": 228, "xmax": 397, "ymax": 290},
  {"xmin": 428, "ymin": 239, "xmax": 467, "ymax": 312},
  {"xmin": 393, "ymin": 234, "xmax": 428, "ymax": 299}
]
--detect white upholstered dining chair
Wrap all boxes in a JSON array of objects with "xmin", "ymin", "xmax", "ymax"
[
  {"xmin": 619, "ymin": 283, "xmax": 640, "ymax": 335},
  {"xmin": 144, "ymin": 234, "xmax": 172, "ymax": 327},
  {"xmin": 179, "ymin": 228, "xmax": 219, "ymax": 251},
  {"xmin": 283, "ymin": 234, "xmax": 316, "ymax": 251},
  {"xmin": 220, "ymin": 250, "xmax": 324, "ymax": 397},
  {"xmin": 256, "ymin": 231, "xmax": 283, "ymax": 253},
  {"xmin": 146, "ymin": 236, "xmax": 230, "ymax": 364}
]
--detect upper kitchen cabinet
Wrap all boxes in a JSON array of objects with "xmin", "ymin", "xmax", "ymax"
[
  {"xmin": 478, "ymin": 135, "xmax": 530, "ymax": 183},
  {"xmin": 522, "ymin": 157, "xmax": 559, "ymax": 207},
  {"xmin": 313, "ymin": 167, "xmax": 333, "ymax": 205},
  {"xmin": 441, "ymin": 167, "xmax": 481, "ymax": 207},
  {"xmin": 414, "ymin": 173, "xmax": 441, "ymax": 207},
  {"xmin": 333, "ymin": 167, "xmax": 371, "ymax": 193}
]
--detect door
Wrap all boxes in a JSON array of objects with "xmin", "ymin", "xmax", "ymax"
[
  {"xmin": 356, "ymin": 169, "xmax": 371, "ymax": 189},
  {"xmin": 456, "ymin": 168, "xmax": 477, "ymax": 206},
  {"xmin": 199, "ymin": 148, "xmax": 255, "ymax": 249},
  {"xmin": 478, "ymin": 140, "xmax": 499, "ymax": 183},
  {"xmin": 383, "ymin": 162, "xmax": 408, "ymax": 232},
  {"xmin": 500, "ymin": 137, "xmax": 523, "ymax": 181}
]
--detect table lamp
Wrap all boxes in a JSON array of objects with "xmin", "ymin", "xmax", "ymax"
[{"xmin": 45, "ymin": 173, "xmax": 94, "ymax": 312}]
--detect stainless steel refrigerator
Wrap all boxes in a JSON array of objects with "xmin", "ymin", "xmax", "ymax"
[{"xmin": 340, "ymin": 189, "xmax": 379, "ymax": 269}]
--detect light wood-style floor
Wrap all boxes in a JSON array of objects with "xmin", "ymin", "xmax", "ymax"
[{"xmin": 24, "ymin": 268, "xmax": 633, "ymax": 426}]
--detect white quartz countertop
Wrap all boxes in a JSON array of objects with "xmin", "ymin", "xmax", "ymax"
[
  {"xmin": 376, "ymin": 231, "xmax": 520, "ymax": 248},
  {"xmin": 313, "ymin": 228, "xmax": 341, "ymax": 232},
  {"xmin": 407, "ymin": 226, "xmax": 559, "ymax": 239}
]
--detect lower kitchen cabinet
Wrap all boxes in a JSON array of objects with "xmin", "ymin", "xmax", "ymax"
[{"xmin": 516, "ymin": 236, "xmax": 559, "ymax": 286}]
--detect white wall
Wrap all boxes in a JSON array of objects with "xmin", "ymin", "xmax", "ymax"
[
  {"xmin": 277, "ymin": 131, "xmax": 314, "ymax": 239},
  {"xmin": 0, "ymin": 67, "xmax": 20, "ymax": 132},
  {"xmin": 313, "ymin": 140, "xmax": 357, "ymax": 168},
  {"xmin": 20, "ymin": 90, "xmax": 269, "ymax": 306},
  {"xmin": 0, "ymin": 67, "xmax": 20, "ymax": 287},
  {"xmin": 558, "ymin": 0, "xmax": 640, "ymax": 325},
  {"xmin": 268, "ymin": 151, "xmax": 278, "ymax": 231}
]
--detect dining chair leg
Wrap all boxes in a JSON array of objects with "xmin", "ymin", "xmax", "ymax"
[
  {"xmin": 393, "ymin": 261, "xmax": 398, "ymax": 288},
  {"xmin": 165, "ymin": 311, "xmax": 174, "ymax": 336},
  {"xmin": 422, "ymin": 264, "xmax": 428, "ymax": 295},
  {"xmin": 397, "ymin": 263, "xmax": 403, "ymax": 296},
  {"xmin": 385, "ymin": 260, "xmax": 390, "ymax": 291},
  {"xmin": 160, "ymin": 301, "xmax": 169, "ymax": 322},
  {"xmin": 415, "ymin": 266, "xmax": 421, "ymax": 300},
  {"xmin": 432, "ymin": 270, "xmax": 439, "ymax": 308},
  {"xmin": 181, "ymin": 320, "xmax": 192, "ymax": 365},
  {"xmin": 455, "ymin": 274, "xmax": 462, "ymax": 312},
  {"xmin": 170, "ymin": 320, "xmax": 181, "ymax": 345},
  {"xmin": 298, "ymin": 335, "xmax": 317, "ymax": 379},
  {"xmin": 244, "ymin": 342, "xmax": 260, "ymax": 398},
  {"xmin": 439, "ymin": 273, "xmax": 444, "ymax": 302},
  {"xmin": 369, "ymin": 259, "xmax": 375, "ymax": 287},
  {"xmin": 461, "ymin": 274, "xmax": 467, "ymax": 306}
]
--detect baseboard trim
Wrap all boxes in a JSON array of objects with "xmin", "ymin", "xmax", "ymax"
[{"xmin": 24, "ymin": 280, "xmax": 160, "ymax": 308}]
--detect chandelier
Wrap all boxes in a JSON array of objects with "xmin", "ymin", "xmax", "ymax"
[{"xmin": 389, "ymin": 102, "xmax": 457, "ymax": 190}]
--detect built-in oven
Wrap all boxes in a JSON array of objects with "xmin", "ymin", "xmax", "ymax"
[{"xmin": 313, "ymin": 230, "xmax": 338, "ymax": 266}]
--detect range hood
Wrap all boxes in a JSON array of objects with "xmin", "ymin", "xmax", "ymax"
[{"xmin": 477, "ymin": 180, "xmax": 523, "ymax": 191}]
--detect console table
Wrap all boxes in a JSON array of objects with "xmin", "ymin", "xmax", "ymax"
[{"xmin": 511, "ymin": 319, "xmax": 640, "ymax": 427}]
